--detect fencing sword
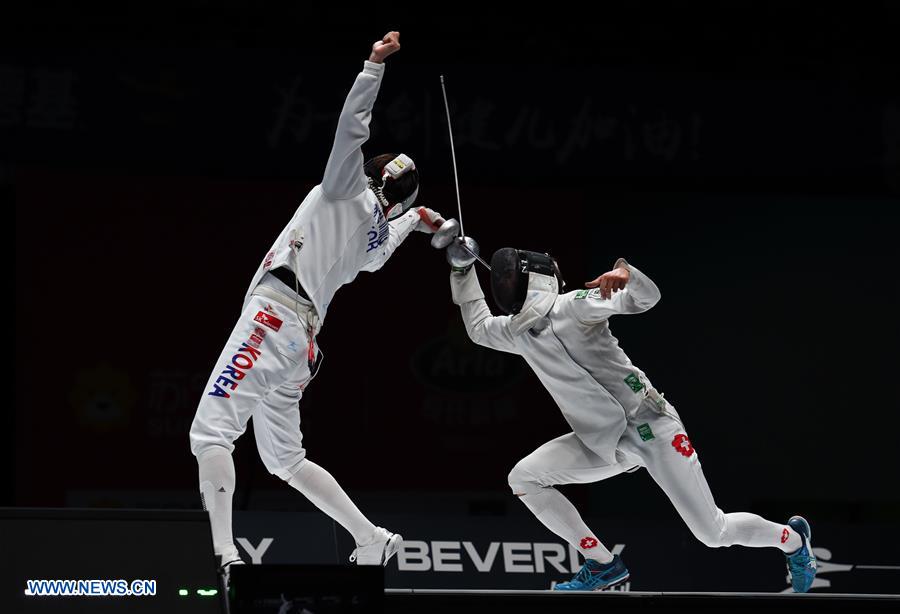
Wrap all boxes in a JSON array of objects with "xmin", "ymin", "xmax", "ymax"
[{"xmin": 435, "ymin": 74, "xmax": 491, "ymax": 271}]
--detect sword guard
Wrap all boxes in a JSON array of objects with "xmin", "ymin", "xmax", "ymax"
[{"xmin": 431, "ymin": 217, "xmax": 461, "ymax": 249}]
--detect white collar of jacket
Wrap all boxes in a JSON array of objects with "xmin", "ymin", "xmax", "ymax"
[{"xmin": 508, "ymin": 272, "xmax": 559, "ymax": 336}]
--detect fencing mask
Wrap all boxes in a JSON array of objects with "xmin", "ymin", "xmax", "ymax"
[
  {"xmin": 490, "ymin": 248, "xmax": 565, "ymax": 336},
  {"xmin": 364, "ymin": 153, "xmax": 420, "ymax": 220}
]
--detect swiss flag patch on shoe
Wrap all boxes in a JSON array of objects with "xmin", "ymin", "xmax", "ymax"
[{"xmin": 254, "ymin": 310, "xmax": 283, "ymax": 332}]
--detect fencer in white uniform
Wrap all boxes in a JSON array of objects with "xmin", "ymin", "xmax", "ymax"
[
  {"xmin": 447, "ymin": 247, "xmax": 818, "ymax": 591},
  {"xmin": 189, "ymin": 32, "xmax": 444, "ymax": 573}
]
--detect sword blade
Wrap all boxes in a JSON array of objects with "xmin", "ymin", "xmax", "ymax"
[
  {"xmin": 458, "ymin": 238, "xmax": 491, "ymax": 271},
  {"xmin": 440, "ymin": 75, "xmax": 466, "ymax": 239}
]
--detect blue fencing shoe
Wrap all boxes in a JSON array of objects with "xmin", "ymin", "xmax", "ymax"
[
  {"xmin": 553, "ymin": 554, "xmax": 630, "ymax": 591},
  {"xmin": 785, "ymin": 515, "xmax": 817, "ymax": 593}
]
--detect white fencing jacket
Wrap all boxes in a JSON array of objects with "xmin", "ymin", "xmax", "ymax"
[
  {"xmin": 242, "ymin": 61, "xmax": 420, "ymax": 323},
  {"xmin": 450, "ymin": 259, "xmax": 662, "ymax": 464}
]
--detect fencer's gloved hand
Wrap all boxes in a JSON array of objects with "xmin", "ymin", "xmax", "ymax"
[
  {"xmin": 447, "ymin": 236, "xmax": 479, "ymax": 275},
  {"xmin": 414, "ymin": 207, "xmax": 444, "ymax": 234}
]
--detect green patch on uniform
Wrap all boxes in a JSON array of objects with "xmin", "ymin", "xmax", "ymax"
[
  {"xmin": 576, "ymin": 288, "xmax": 608, "ymax": 300},
  {"xmin": 624, "ymin": 373, "xmax": 644, "ymax": 393},
  {"xmin": 637, "ymin": 423, "xmax": 655, "ymax": 441}
]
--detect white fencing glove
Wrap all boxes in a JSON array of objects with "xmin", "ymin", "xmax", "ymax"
[
  {"xmin": 447, "ymin": 236, "xmax": 479, "ymax": 274},
  {"xmin": 413, "ymin": 207, "xmax": 444, "ymax": 234}
]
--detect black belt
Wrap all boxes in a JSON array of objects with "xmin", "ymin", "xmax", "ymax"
[{"xmin": 270, "ymin": 267, "xmax": 311, "ymax": 301}]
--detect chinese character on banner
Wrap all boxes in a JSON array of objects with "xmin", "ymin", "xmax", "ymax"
[
  {"xmin": 268, "ymin": 74, "xmax": 315, "ymax": 148},
  {"xmin": 642, "ymin": 111, "xmax": 683, "ymax": 161},
  {"xmin": 26, "ymin": 68, "xmax": 78, "ymax": 130},
  {"xmin": 0, "ymin": 65, "xmax": 26, "ymax": 126},
  {"xmin": 147, "ymin": 371, "xmax": 189, "ymax": 415},
  {"xmin": 884, "ymin": 103, "xmax": 899, "ymax": 193},
  {"xmin": 557, "ymin": 98, "xmax": 618, "ymax": 164},
  {"xmin": 385, "ymin": 91, "xmax": 421, "ymax": 142},
  {"xmin": 456, "ymin": 99, "xmax": 500, "ymax": 150}
]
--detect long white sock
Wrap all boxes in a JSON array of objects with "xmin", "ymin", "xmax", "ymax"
[
  {"xmin": 287, "ymin": 460, "xmax": 377, "ymax": 546},
  {"xmin": 723, "ymin": 512, "xmax": 802, "ymax": 552},
  {"xmin": 197, "ymin": 447, "xmax": 237, "ymax": 557},
  {"xmin": 518, "ymin": 487, "xmax": 614, "ymax": 564}
]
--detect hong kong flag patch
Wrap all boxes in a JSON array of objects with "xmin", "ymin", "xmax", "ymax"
[
  {"xmin": 672, "ymin": 434, "xmax": 695, "ymax": 458},
  {"xmin": 254, "ymin": 310, "xmax": 283, "ymax": 332}
]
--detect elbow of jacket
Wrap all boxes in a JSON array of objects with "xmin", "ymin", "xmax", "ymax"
[
  {"xmin": 631, "ymin": 292, "xmax": 661, "ymax": 312},
  {"xmin": 466, "ymin": 323, "xmax": 487, "ymax": 346}
]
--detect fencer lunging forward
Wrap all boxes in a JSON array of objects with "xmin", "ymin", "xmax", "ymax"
[
  {"xmin": 447, "ymin": 248, "xmax": 817, "ymax": 592},
  {"xmin": 190, "ymin": 32, "xmax": 444, "ymax": 575}
]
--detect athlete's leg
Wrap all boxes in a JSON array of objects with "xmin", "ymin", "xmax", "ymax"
[
  {"xmin": 251, "ymin": 345, "xmax": 380, "ymax": 550},
  {"xmin": 195, "ymin": 447, "xmax": 239, "ymax": 562},
  {"xmin": 508, "ymin": 432, "xmax": 635, "ymax": 564},
  {"xmin": 637, "ymin": 401, "xmax": 802, "ymax": 552},
  {"xmin": 189, "ymin": 297, "xmax": 298, "ymax": 563}
]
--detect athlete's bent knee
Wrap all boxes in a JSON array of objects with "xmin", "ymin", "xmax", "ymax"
[
  {"xmin": 694, "ymin": 525, "xmax": 728, "ymax": 548},
  {"xmin": 189, "ymin": 415, "xmax": 237, "ymax": 458},
  {"xmin": 508, "ymin": 461, "xmax": 542, "ymax": 496},
  {"xmin": 264, "ymin": 452, "xmax": 307, "ymax": 481}
]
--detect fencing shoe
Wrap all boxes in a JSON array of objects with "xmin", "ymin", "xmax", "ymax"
[
  {"xmin": 217, "ymin": 546, "xmax": 245, "ymax": 588},
  {"xmin": 785, "ymin": 516, "xmax": 817, "ymax": 593},
  {"xmin": 349, "ymin": 527, "xmax": 403, "ymax": 566},
  {"xmin": 553, "ymin": 554, "xmax": 630, "ymax": 591}
]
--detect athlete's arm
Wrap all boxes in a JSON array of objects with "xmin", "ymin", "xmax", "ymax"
[
  {"xmin": 321, "ymin": 32, "xmax": 400, "ymax": 201},
  {"xmin": 574, "ymin": 259, "xmax": 661, "ymax": 324},
  {"xmin": 586, "ymin": 262, "xmax": 631, "ymax": 300},
  {"xmin": 359, "ymin": 207, "xmax": 445, "ymax": 273},
  {"xmin": 450, "ymin": 268, "xmax": 519, "ymax": 354}
]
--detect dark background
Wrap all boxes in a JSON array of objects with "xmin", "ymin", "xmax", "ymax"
[{"xmin": 7, "ymin": 2, "xmax": 900, "ymax": 537}]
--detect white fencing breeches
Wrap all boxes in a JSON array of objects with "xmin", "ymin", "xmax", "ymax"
[
  {"xmin": 190, "ymin": 295, "xmax": 317, "ymax": 479},
  {"xmin": 509, "ymin": 397, "xmax": 800, "ymax": 552}
]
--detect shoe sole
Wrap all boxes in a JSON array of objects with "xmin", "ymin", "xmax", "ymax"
[
  {"xmin": 382, "ymin": 533, "xmax": 403, "ymax": 566},
  {"xmin": 595, "ymin": 571, "xmax": 630, "ymax": 591},
  {"xmin": 554, "ymin": 571, "xmax": 631, "ymax": 592}
]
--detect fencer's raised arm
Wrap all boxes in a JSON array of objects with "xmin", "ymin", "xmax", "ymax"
[
  {"xmin": 450, "ymin": 268, "xmax": 519, "ymax": 354},
  {"xmin": 571, "ymin": 259, "xmax": 661, "ymax": 325},
  {"xmin": 321, "ymin": 32, "xmax": 400, "ymax": 201}
]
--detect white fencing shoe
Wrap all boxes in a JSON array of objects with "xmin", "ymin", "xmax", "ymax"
[
  {"xmin": 217, "ymin": 546, "xmax": 245, "ymax": 588},
  {"xmin": 349, "ymin": 527, "xmax": 403, "ymax": 566}
]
